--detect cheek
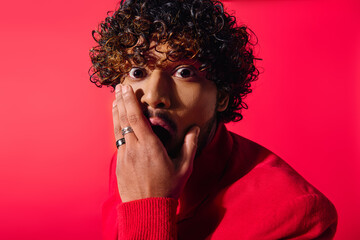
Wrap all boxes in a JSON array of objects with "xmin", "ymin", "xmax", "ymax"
[{"xmin": 176, "ymin": 84, "xmax": 218, "ymax": 124}]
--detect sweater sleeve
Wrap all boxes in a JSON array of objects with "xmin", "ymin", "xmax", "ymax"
[
  {"xmin": 117, "ymin": 198, "xmax": 178, "ymax": 239},
  {"xmin": 103, "ymin": 152, "xmax": 179, "ymax": 240}
]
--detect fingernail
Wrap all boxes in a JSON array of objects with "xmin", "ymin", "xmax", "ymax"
[
  {"xmin": 122, "ymin": 85, "xmax": 129, "ymax": 94},
  {"xmin": 112, "ymin": 101, "xmax": 117, "ymax": 107},
  {"xmin": 115, "ymin": 84, "xmax": 121, "ymax": 93},
  {"xmin": 196, "ymin": 127, "xmax": 200, "ymax": 137}
]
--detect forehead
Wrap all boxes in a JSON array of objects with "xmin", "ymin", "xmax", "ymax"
[{"xmin": 130, "ymin": 41, "xmax": 201, "ymax": 70}]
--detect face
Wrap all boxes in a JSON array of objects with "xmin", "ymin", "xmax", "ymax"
[{"xmin": 122, "ymin": 43, "xmax": 228, "ymax": 158}]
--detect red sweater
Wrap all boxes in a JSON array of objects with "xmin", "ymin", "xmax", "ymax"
[{"xmin": 102, "ymin": 124, "xmax": 338, "ymax": 239}]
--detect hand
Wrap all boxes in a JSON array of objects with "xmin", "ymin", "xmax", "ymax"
[{"xmin": 112, "ymin": 84, "xmax": 200, "ymax": 202}]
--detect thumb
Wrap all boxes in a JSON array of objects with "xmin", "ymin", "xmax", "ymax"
[{"xmin": 177, "ymin": 126, "xmax": 200, "ymax": 177}]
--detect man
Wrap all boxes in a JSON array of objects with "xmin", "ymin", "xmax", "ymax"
[{"xmin": 89, "ymin": 0, "xmax": 338, "ymax": 239}]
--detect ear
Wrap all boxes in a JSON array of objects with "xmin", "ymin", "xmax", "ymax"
[{"xmin": 216, "ymin": 90, "xmax": 229, "ymax": 112}]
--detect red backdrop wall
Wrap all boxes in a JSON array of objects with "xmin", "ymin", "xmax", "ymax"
[{"xmin": 0, "ymin": 0, "xmax": 359, "ymax": 239}]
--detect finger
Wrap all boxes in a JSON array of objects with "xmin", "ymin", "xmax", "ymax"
[
  {"xmin": 121, "ymin": 85, "xmax": 154, "ymax": 141},
  {"xmin": 176, "ymin": 126, "xmax": 200, "ymax": 177},
  {"xmin": 112, "ymin": 100, "xmax": 126, "ymax": 156},
  {"xmin": 115, "ymin": 84, "xmax": 138, "ymax": 144},
  {"xmin": 112, "ymin": 100, "xmax": 123, "ymax": 142}
]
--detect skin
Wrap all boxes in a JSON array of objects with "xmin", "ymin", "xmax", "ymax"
[{"xmin": 112, "ymin": 43, "xmax": 229, "ymax": 202}]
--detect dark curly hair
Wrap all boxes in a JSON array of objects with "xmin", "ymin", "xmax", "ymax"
[{"xmin": 89, "ymin": 0, "xmax": 260, "ymax": 122}]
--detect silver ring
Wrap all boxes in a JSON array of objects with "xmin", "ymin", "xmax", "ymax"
[
  {"xmin": 116, "ymin": 138, "xmax": 126, "ymax": 148},
  {"xmin": 121, "ymin": 126, "xmax": 134, "ymax": 136}
]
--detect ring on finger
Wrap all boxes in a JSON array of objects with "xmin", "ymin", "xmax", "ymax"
[
  {"xmin": 121, "ymin": 126, "xmax": 134, "ymax": 136},
  {"xmin": 116, "ymin": 138, "xmax": 126, "ymax": 148}
]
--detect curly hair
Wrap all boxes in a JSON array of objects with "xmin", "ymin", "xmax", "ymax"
[{"xmin": 89, "ymin": 0, "xmax": 260, "ymax": 122}]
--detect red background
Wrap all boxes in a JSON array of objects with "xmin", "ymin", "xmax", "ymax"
[{"xmin": 0, "ymin": 0, "xmax": 359, "ymax": 239}]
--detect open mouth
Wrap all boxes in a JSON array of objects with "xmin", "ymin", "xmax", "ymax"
[
  {"xmin": 151, "ymin": 125, "xmax": 172, "ymax": 146},
  {"xmin": 143, "ymin": 109, "xmax": 177, "ymax": 149},
  {"xmin": 148, "ymin": 116, "xmax": 175, "ymax": 144},
  {"xmin": 146, "ymin": 115, "xmax": 182, "ymax": 158}
]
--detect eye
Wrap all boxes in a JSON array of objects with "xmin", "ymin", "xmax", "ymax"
[
  {"xmin": 129, "ymin": 67, "xmax": 146, "ymax": 79},
  {"xmin": 174, "ymin": 67, "xmax": 195, "ymax": 78}
]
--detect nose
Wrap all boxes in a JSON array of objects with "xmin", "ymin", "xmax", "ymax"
[{"xmin": 140, "ymin": 70, "xmax": 171, "ymax": 109}]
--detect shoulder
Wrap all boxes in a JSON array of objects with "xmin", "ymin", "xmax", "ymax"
[
  {"xmin": 225, "ymin": 131, "xmax": 328, "ymax": 199},
  {"xmin": 214, "ymin": 131, "xmax": 338, "ymax": 239}
]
